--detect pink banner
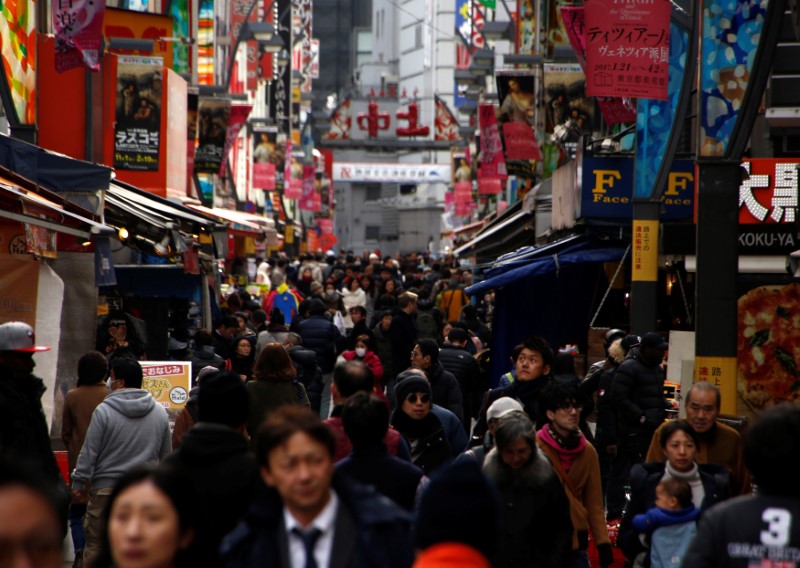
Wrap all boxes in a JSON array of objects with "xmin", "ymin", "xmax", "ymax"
[
  {"xmin": 502, "ymin": 122, "xmax": 541, "ymax": 161},
  {"xmin": 298, "ymin": 164, "xmax": 320, "ymax": 211},
  {"xmin": 561, "ymin": 6, "xmax": 637, "ymax": 124},
  {"xmin": 318, "ymin": 218, "xmax": 333, "ymax": 233},
  {"xmin": 585, "ymin": 0, "xmax": 670, "ymax": 100},
  {"xmin": 454, "ymin": 181, "xmax": 473, "ymax": 204},
  {"xmin": 219, "ymin": 104, "xmax": 252, "ymax": 175},
  {"xmin": 478, "ymin": 177, "xmax": 503, "ymax": 195},
  {"xmin": 478, "ymin": 103, "xmax": 506, "ymax": 180},
  {"xmin": 284, "ymin": 141, "xmax": 302, "ymax": 198},
  {"xmin": 253, "ymin": 162, "xmax": 276, "ymax": 190},
  {"xmin": 54, "ymin": 0, "xmax": 105, "ymax": 72}
]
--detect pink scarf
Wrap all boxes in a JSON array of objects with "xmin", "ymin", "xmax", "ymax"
[{"xmin": 537, "ymin": 425, "xmax": 586, "ymax": 473}]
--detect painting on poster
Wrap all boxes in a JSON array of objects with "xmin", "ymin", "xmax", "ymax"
[
  {"xmin": 496, "ymin": 72, "xmax": 541, "ymax": 167},
  {"xmin": 194, "ymin": 98, "xmax": 230, "ymax": 173},
  {"xmin": 543, "ymin": 63, "xmax": 597, "ymax": 137},
  {"xmin": 114, "ymin": 57, "xmax": 163, "ymax": 171}
]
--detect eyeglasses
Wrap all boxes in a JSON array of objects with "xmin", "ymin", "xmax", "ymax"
[
  {"xmin": 410, "ymin": 350, "xmax": 421, "ymax": 358},
  {"xmin": 557, "ymin": 403, "xmax": 583, "ymax": 412},
  {"xmin": 405, "ymin": 393, "xmax": 430, "ymax": 404}
]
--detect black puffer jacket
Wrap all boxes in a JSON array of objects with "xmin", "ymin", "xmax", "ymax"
[
  {"xmin": 439, "ymin": 344, "xmax": 480, "ymax": 421},
  {"xmin": 610, "ymin": 348, "xmax": 667, "ymax": 447},
  {"xmin": 288, "ymin": 345, "xmax": 323, "ymax": 412},
  {"xmin": 427, "ymin": 361, "xmax": 463, "ymax": 423},
  {"xmin": 296, "ymin": 315, "xmax": 340, "ymax": 373}
]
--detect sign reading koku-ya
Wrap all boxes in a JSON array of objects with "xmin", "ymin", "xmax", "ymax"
[
  {"xmin": 581, "ymin": 156, "xmax": 694, "ymax": 219},
  {"xmin": 140, "ymin": 362, "xmax": 191, "ymax": 410},
  {"xmin": 584, "ymin": 0, "xmax": 671, "ymax": 100}
]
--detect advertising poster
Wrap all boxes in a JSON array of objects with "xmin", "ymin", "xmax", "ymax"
[
  {"xmin": 451, "ymin": 148, "xmax": 473, "ymax": 187},
  {"xmin": 140, "ymin": 362, "xmax": 191, "ymax": 423},
  {"xmin": 584, "ymin": 0, "xmax": 671, "ymax": 100},
  {"xmin": 6, "ymin": 0, "xmax": 36, "ymax": 123},
  {"xmin": 543, "ymin": 63, "xmax": 596, "ymax": 137},
  {"xmin": 114, "ymin": 57, "xmax": 163, "ymax": 171},
  {"xmin": 435, "ymin": 95, "xmax": 461, "ymax": 142},
  {"xmin": 496, "ymin": 72, "xmax": 541, "ymax": 177},
  {"xmin": 168, "ymin": 0, "xmax": 190, "ymax": 74},
  {"xmin": 252, "ymin": 125, "xmax": 285, "ymax": 191},
  {"xmin": 219, "ymin": 104, "xmax": 252, "ymax": 175},
  {"xmin": 197, "ymin": 0, "xmax": 215, "ymax": 85},
  {"xmin": 194, "ymin": 98, "xmax": 231, "ymax": 173},
  {"xmin": 53, "ymin": 0, "xmax": 104, "ymax": 72}
]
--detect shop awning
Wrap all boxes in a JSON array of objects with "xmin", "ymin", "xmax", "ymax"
[
  {"xmin": 184, "ymin": 203, "xmax": 272, "ymax": 236},
  {"xmin": 453, "ymin": 202, "xmax": 534, "ymax": 258},
  {"xmin": 0, "ymin": 134, "xmax": 112, "ymax": 192},
  {"xmin": 107, "ymin": 183, "xmax": 222, "ymax": 231},
  {"xmin": 0, "ymin": 174, "xmax": 112, "ymax": 239},
  {"xmin": 466, "ymin": 235, "xmax": 629, "ymax": 296}
]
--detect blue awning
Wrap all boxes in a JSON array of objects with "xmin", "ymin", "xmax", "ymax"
[
  {"xmin": 467, "ymin": 237, "xmax": 629, "ymax": 296},
  {"xmin": 0, "ymin": 134, "xmax": 112, "ymax": 192}
]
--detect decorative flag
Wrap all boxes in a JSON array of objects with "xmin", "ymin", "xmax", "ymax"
[
  {"xmin": 434, "ymin": 95, "xmax": 461, "ymax": 141},
  {"xmin": 326, "ymin": 97, "xmax": 352, "ymax": 140},
  {"xmin": 585, "ymin": 0, "xmax": 671, "ymax": 100},
  {"xmin": 4, "ymin": 0, "xmax": 36, "ymax": 122},
  {"xmin": 54, "ymin": 0, "xmax": 104, "ymax": 72},
  {"xmin": 220, "ymin": 104, "xmax": 252, "ymax": 176}
]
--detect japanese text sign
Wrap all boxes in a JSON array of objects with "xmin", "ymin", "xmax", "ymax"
[
  {"xmin": 738, "ymin": 159, "xmax": 800, "ymax": 224},
  {"xmin": 54, "ymin": 0, "xmax": 105, "ymax": 72},
  {"xmin": 585, "ymin": 0, "xmax": 671, "ymax": 100},
  {"xmin": 140, "ymin": 362, "xmax": 191, "ymax": 410}
]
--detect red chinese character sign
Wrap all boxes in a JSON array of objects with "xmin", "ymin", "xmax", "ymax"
[
  {"xmin": 478, "ymin": 103, "xmax": 507, "ymax": 181},
  {"xmin": 585, "ymin": 0, "xmax": 671, "ymax": 101},
  {"xmin": 53, "ymin": 0, "xmax": 105, "ymax": 72}
]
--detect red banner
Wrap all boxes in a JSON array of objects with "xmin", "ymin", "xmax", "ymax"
[
  {"xmin": 284, "ymin": 141, "xmax": 302, "ymax": 198},
  {"xmin": 219, "ymin": 104, "xmax": 252, "ymax": 175},
  {"xmin": 561, "ymin": 6, "xmax": 637, "ymax": 125},
  {"xmin": 478, "ymin": 177, "xmax": 503, "ymax": 195},
  {"xmin": 502, "ymin": 122, "xmax": 540, "ymax": 161},
  {"xmin": 317, "ymin": 218, "xmax": 333, "ymax": 233},
  {"xmin": 434, "ymin": 95, "xmax": 461, "ymax": 142},
  {"xmin": 454, "ymin": 181, "xmax": 473, "ymax": 203},
  {"xmin": 253, "ymin": 162, "xmax": 276, "ymax": 189},
  {"xmin": 298, "ymin": 164, "xmax": 320, "ymax": 211},
  {"xmin": 478, "ymin": 103, "xmax": 506, "ymax": 180},
  {"xmin": 585, "ymin": 0, "xmax": 670, "ymax": 100},
  {"xmin": 54, "ymin": 0, "xmax": 105, "ymax": 72}
]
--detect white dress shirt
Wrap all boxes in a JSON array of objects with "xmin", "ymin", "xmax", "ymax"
[{"xmin": 284, "ymin": 490, "xmax": 339, "ymax": 568}]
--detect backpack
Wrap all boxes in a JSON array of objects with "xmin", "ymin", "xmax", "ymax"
[{"xmin": 417, "ymin": 310, "xmax": 438, "ymax": 341}]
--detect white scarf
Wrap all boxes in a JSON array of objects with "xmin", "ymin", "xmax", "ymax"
[{"xmin": 663, "ymin": 460, "xmax": 705, "ymax": 508}]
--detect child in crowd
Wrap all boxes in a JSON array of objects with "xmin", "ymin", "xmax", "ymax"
[{"xmin": 631, "ymin": 477, "xmax": 701, "ymax": 568}]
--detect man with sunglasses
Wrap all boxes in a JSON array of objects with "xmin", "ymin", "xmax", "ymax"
[{"xmin": 537, "ymin": 382, "xmax": 613, "ymax": 568}]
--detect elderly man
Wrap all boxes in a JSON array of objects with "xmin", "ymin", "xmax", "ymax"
[{"xmin": 645, "ymin": 381, "xmax": 751, "ymax": 495}]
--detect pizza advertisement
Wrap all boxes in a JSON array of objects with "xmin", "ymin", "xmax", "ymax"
[{"xmin": 737, "ymin": 283, "xmax": 800, "ymax": 416}]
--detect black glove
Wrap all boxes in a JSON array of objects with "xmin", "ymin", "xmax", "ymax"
[{"xmin": 597, "ymin": 543, "xmax": 614, "ymax": 567}]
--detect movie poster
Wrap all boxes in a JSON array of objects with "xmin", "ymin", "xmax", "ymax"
[
  {"xmin": 114, "ymin": 57, "xmax": 163, "ymax": 171},
  {"xmin": 194, "ymin": 98, "xmax": 231, "ymax": 173},
  {"xmin": 543, "ymin": 63, "xmax": 597, "ymax": 138}
]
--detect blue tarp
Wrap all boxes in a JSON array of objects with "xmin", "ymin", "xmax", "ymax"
[{"xmin": 465, "ymin": 236, "xmax": 629, "ymax": 385}]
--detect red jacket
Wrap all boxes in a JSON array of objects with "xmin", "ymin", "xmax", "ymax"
[{"xmin": 341, "ymin": 350, "xmax": 384, "ymax": 385}]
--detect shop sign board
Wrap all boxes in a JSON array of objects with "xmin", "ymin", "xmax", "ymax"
[{"xmin": 140, "ymin": 361, "xmax": 191, "ymax": 411}]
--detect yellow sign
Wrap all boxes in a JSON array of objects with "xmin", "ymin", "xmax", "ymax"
[
  {"xmin": 284, "ymin": 225, "xmax": 294, "ymax": 245},
  {"xmin": 694, "ymin": 356, "xmax": 737, "ymax": 415},
  {"xmin": 141, "ymin": 361, "xmax": 192, "ymax": 411},
  {"xmin": 632, "ymin": 219, "xmax": 658, "ymax": 282}
]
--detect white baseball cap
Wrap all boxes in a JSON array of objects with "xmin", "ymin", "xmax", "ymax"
[
  {"xmin": 0, "ymin": 321, "xmax": 51, "ymax": 352},
  {"xmin": 487, "ymin": 397, "xmax": 524, "ymax": 421}
]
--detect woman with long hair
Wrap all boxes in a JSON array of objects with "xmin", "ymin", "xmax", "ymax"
[
  {"xmin": 94, "ymin": 466, "xmax": 198, "ymax": 568},
  {"xmin": 246, "ymin": 343, "xmax": 309, "ymax": 436},
  {"xmin": 229, "ymin": 335, "xmax": 256, "ymax": 382}
]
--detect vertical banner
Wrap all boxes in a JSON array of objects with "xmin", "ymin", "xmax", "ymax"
[
  {"xmin": 5, "ymin": 0, "xmax": 36, "ymax": 122},
  {"xmin": 454, "ymin": 0, "xmax": 472, "ymax": 107},
  {"xmin": 168, "ymin": 0, "xmax": 191, "ymax": 75},
  {"xmin": 271, "ymin": 0, "xmax": 292, "ymax": 146},
  {"xmin": 53, "ymin": 0, "xmax": 104, "ymax": 72},
  {"xmin": 325, "ymin": 98, "xmax": 352, "ymax": 140},
  {"xmin": 584, "ymin": 0, "xmax": 671, "ymax": 100},
  {"xmin": 229, "ymin": 0, "xmax": 256, "ymax": 93},
  {"xmin": 252, "ymin": 126, "xmax": 278, "ymax": 190},
  {"xmin": 93, "ymin": 236, "xmax": 117, "ymax": 287},
  {"xmin": 299, "ymin": 165, "xmax": 320, "ymax": 211},
  {"xmin": 478, "ymin": 103, "xmax": 507, "ymax": 180},
  {"xmin": 197, "ymin": 0, "xmax": 215, "ymax": 85},
  {"xmin": 496, "ymin": 72, "xmax": 541, "ymax": 175},
  {"xmin": 194, "ymin": 98, "xmax": 231, "ymax": 173},
  {"xmin": 219, "ymin": 104, "xmax": 253, "ymax": 175},
  {"xmin": 186, "ymin": 91, "xmax": 198, "ymax": 195},
  {"xmin": 114, "ymin": 57, "xmax": 164, "ymax": 171},
  {"xmin": 561, "ymin": 6, "xmax": 637, "ymax": 125},
  {"xmin": 285, "ymin": 141, "xmax": 302, "ymax": 198},
  {"xmin": 632, "ymin": 219, "xmax": 658, "ymax": 281}
]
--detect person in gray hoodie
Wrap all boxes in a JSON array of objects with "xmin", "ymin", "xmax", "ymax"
[{"xmin": 71, "ymin": 356, "xmax": 171, "ymax": 568}]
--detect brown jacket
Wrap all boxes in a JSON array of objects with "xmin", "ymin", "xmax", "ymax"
[
  {"xmin": 645, "ymin": 419, "xmax": 751, "ymax": 496},
  {"xmin": 61, "ymin": 384, "xmax": 109, "ymax": 473},
  {"xmin": 536, "ymin": 435, "xmax": 610, "ymax": 551}
]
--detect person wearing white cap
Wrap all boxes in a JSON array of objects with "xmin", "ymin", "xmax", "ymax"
[
  {"xmin": 0, "ymin": 321, "xmax": 67, "ymax": 530},
  {"xmin": 457, "ymin": 397, "xmax": 525, "ymax": 465}
]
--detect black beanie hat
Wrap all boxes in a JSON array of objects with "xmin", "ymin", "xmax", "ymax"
[
  {"xmin": 308, "ymin": 299, "xmax": 327, "ymax": 316},
  {"xmin": 394, "ymin": 371, "xmax": 431, "ymax": 403},
  {"xmin": 198, "ymin": 373, "xmax": 249, "ymax": 428},
  {"xmin": 415, "ymin": 459, "xmax": 502, "ymax": 557}
]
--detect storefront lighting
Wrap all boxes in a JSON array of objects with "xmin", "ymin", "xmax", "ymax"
[
  {"xmin": 154, "ymin": 233, "xmax": 172, "ymax": 256},
  {"xmin": 118, "ymin": 227, "xmax": 129, "ymax": 240}
]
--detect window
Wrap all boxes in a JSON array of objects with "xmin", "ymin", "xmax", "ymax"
[
  {"xmin": 365, "ymin": 225, "xmax": 381, "ymax": 240},
  {"xmin": 365, "ymin": 183, "xmax": 381, "ymax": 201},
  {"xmin": 415, "ymin": 23, "xmax": 423, "ymax": 49},
  {"xmin": 399, "ymin": 184, "xmax": 417, "ymax": 195}
]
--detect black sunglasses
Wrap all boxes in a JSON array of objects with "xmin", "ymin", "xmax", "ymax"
[{"xmin": 405, "ymin": 393, "xmax": 430, "ymax": 404}]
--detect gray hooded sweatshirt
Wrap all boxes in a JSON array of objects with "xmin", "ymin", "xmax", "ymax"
[{"xmin": 72, "ymin": 389, "xmax": 171, "ymax": 491}]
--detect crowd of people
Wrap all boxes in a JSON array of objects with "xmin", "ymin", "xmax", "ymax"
[{"xmin": 1, "ymin": 251, "xmax": 800, "ymax": 568}]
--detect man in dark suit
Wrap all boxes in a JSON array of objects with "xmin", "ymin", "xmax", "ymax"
[{"xmin": 222, "ymin": 405, "xmax": 413, "ymax": 568}]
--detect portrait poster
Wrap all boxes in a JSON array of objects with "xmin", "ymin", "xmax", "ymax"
[
  {"xmin": 194, "ymin": 98, "xmax": 231, "ymax": 173},
  {"xmin": 114, "ymin": 57, "xmax": 163, "ymax": 171},
  {"xmin": 543, "ymin": 63, "xmax": 597, "ymax": 137},
  {"xmin": 496, "ymin": 72, "xmax": 541, "ymax": 175},
  {"xmin": 584, "ymin": 0, "xmax": 671, "ymax": 100},
  {"xmin": 451, "ymin": 148, "xmax": 473, "ymax": 188}
]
